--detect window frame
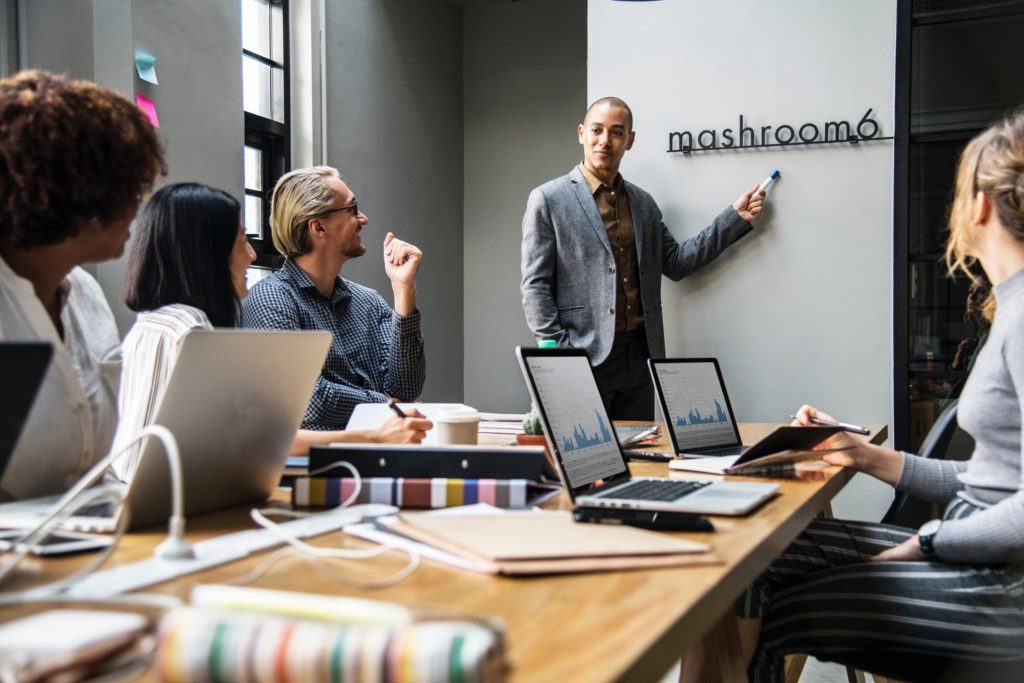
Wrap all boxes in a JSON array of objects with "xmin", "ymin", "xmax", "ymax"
[{"xmin": 242, "ymin": 0, "xmax": 290, "ymax": 269}]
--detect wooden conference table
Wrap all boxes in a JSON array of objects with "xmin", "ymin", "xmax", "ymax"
[{"xmin": 3, "ymin": 422, "xmax": 886, "ymax": 683}]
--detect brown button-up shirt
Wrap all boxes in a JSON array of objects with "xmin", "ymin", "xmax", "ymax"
[{"xmin": 579, "ymin": 162, "xmax": 644, "ymax": 333}]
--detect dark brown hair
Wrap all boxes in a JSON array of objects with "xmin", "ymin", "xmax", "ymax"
[
  {"xmin": 123, "ymin": 183, "xmax": 242, "ymax": 327},
  {"xmin": 0, "ymin": 70, "xmax": 166, "ymax": 249}
]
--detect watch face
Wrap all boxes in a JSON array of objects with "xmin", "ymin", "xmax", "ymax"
[{"xmin": 919, "ymin": 519, "xmax": 942, "ymax": 537}]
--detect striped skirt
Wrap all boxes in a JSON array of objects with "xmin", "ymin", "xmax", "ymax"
[{"xmin": 736, "ymin": 498, "xmax": 1024, "ymax": 682}]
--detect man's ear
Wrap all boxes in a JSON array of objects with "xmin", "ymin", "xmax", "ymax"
[
  {"xmin": 626, "ymin": 131, "xmax": 636, "ymax": 151},
  {"xmin": 308, "ymin": 217, "xmax": 326, "ymax": 236},
  {"xmin": 578, "ymin": 123, "xmax": 586, "ymax": 145}
]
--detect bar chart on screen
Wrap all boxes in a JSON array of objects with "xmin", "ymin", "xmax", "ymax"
[
  {"xmin": 656, "ymin": 362, "xmax": 738, "ymax": 449},
  {"xmin": 525, "ymin": 354, "xmax": 626, "ymax": 488}
]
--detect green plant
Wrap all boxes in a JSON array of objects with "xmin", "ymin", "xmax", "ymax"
[{"xmin": 522, "ymin": 404, "xmax": 543, "ymax": 435}]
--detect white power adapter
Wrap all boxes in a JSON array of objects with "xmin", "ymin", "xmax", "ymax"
[{"xmin": 0, "ymin": 609, "xmax": 147, "ymax": 680}]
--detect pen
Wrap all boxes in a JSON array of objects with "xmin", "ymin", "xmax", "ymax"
[
  {"xmin": 788, "ymin": 414, "xmax": 870, "ymax": 435},
  {"xmin": 387, "ymin": 400, "xmax": 408, "ymax": 419}
]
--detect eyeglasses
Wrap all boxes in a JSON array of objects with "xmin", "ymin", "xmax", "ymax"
[{"xmin": 321, "ymin": 201, "xmax": 359, "ymax": 218}]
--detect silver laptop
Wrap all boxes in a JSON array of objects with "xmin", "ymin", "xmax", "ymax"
[
  {"xmin": 648, "ymin": 358, "xmax": 748, "ymax": 458},
  {"xmin": 0, "ymin": 329, "xmax": 331, "ymax": 532},
  {"xmin": 516, "ymin": 347, "xmax": 777, "ymax": 516},
  {"xmin": 649, "ymin": 358, "xmax": 843, "ymax": 472}
]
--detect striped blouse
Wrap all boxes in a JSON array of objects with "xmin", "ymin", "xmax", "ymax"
[{"xmin": 112, "ymin": 304, "xmax": 211, "ymax": 482}]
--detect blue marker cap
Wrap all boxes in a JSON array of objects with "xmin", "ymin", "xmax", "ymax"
[{"xmin": 758, "ymin": 169, "xmax": 780, "ymax": 193}]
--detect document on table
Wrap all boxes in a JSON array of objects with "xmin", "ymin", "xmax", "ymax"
[{"xmin": 346, "ymin": 504, "xmax": 719, "ymax": 576}]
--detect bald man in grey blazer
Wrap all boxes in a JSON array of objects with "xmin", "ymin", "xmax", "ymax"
[{"xmin": 521, "ymin": 97, "xmax": 764, "ymax": 419}]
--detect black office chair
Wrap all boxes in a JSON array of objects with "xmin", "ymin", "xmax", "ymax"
[{"xmin": 881, "ymin": 399, "xmax": 959, "ymax": 529}]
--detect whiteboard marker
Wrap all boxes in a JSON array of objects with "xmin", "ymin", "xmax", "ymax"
[{"xmin": 758, "ymin": 169, "xmax": 780, "ymax": 193}]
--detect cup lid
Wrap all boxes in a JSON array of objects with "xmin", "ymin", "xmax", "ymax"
[{"xmin": 436, "ymin": 406, "xmax": 480, "ymax": 422}]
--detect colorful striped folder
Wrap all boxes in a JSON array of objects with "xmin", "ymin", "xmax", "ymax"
[{"xmin": 292, "ymin": 477, "xmax": 558, "ymax": 509}]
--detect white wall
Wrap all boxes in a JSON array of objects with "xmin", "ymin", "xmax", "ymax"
[
  {"xmin": 463, "ymin": 0, "xmax": 587, "ymax": 413},
  {"xmin": 588, "ymin": 0, "xmax": 897, "ymax": 520}
]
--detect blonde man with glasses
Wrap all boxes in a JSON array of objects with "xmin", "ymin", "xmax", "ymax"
[{"xmin": 242, "ymin": 166, "xmax": 426, "ymax": 428}]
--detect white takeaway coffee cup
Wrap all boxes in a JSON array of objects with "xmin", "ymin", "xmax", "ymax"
[{"xmin": 436, "ymin": 406, "xmax": 480, "ymax": 445}]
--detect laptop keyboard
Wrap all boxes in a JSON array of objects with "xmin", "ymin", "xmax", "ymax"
[
  {"xmin": 692, "ymin": 445, "xmax": 747, "ymax": 457},
  {"xmin": 600, "ymin": 479, "xmax": 710, "ymax": 502}
]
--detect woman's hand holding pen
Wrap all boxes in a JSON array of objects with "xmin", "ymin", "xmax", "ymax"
[
  {"xmin": 791, "ymin": 405, "xmax": 869, "ymax": 470},
  {"xmin": 791, "ymin": 404, "xmax": 903, "ymax": 486}
]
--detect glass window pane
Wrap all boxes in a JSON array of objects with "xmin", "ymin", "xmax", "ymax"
[
  {"xmin": 246, "ymin": 266, "xmax": 271, "ymax": 291},
  {"xmin": 243, "ymin": 54, "xmax": 271, "ymax": 118},
  {"xmin": 242, "ymin": 0, "xmax": 271, "ymax": 57},
  {"xmin": 271, "ymin": 2, "xmax": 285, "ymax": 63},
  {"xmin": 244, "ymin": 145, "xmax": 263, "ymax": 191},
  {"xmin": 243, "ymin": 56, "xmax": 285, "ymax": 124},
  {"xmin": 245, "ymin": 195, "xmax": 262, "ymax": 237},
  {"xmin": 271, "ymin": 65, "xmax": 285, "ymax": 123}
]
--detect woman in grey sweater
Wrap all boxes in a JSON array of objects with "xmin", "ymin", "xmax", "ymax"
[{"xmin": 683, "ymin": 111, "xmax": 1024, "ymax": 682}]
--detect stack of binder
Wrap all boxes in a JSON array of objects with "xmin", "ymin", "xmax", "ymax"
[{"xmin": 294, "ymin": 444, "xmax": 560, "ymax": 509}]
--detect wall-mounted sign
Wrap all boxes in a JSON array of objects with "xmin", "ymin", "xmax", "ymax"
[{"xmin": 667, "ymin": 108, "xmax": 892, "ymax": 154}]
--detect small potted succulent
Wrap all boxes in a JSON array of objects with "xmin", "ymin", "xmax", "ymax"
[{"xmin": 517, "ymin": 403, "xmax": 554, "ymax": 469}]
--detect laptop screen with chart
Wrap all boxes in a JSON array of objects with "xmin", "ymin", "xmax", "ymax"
[
  {"xmin": 517, "ymin": 352, "xmax": 627, "ymax": 490},
  {"xmin": 517, "ymin": 347, "xmax": 779, "ymax": 515},
  {"xmin": 648, "ymin": 358, "xmax": 745, "ymax": 456}
]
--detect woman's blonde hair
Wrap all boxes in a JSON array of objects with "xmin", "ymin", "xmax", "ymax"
[
  {"xmin": 269, "ymin": 165, "xmax": 341, "ymax": 258},
  {"xmin": 946, "ymin": 110, "xmax": 1024, "ymax": 320}
]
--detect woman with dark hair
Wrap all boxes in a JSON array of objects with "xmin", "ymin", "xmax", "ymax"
[
  {"xmin": 0, "ymin": 70, "xmax": 164, "ymax": 501},
  {"xmin": 113, "ymin": 183, "xmax": 431, "ymax": 482}
]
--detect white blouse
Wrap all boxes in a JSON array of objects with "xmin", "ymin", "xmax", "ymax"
[
  {"xmin": 112, "ymin": 304, "xmax": 211, "ymax": 482},
  {"xmin": 0, "ymin": 257, "xmax": 121, "ymax": 501}
]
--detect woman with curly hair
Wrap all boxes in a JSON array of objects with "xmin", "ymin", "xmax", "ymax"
[{"xmin": 0, "ymin": 70, "xmax": 165, "ymax": 501}]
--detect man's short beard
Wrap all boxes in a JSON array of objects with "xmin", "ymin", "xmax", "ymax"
[{"xmin": 345, "ymin": 244, "xmax": 367, "ymax": 259}]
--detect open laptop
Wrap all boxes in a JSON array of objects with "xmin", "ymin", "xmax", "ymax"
[
  {"xmin": 0, "ymin": 342, "xmax": 54, "ymax": 482},
  {"xmin": 649, "ymin": 358, "xmax": 843, "ymax": 474},
  {"xmin": 648, "ymin": 358, "xmax": 748, "ymax": 458},
  {"xmin": 0, "ymin": 329, "xmax": 331, "ymax": 532},
  {"xmin": 516, "ymin": 347, "xmax": 777, "ymax": 516}
]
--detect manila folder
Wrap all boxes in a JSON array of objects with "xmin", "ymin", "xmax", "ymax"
[{"xmin": 392, "ymin": 511, "xmax": 717, "ymax": 575}]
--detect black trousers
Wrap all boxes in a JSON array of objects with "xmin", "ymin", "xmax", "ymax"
[
  {"xmin": 592, "ymin": 329, "xmax": 654, "ymax": 421},
  {"xmin": 737, "ymin": 502, "xmax": 1024, "ymax": 683}
]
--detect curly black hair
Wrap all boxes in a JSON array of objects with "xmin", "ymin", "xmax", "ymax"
[{"xmin": 0, "ymin": 70, "xmax": 166, "ymax": 249}]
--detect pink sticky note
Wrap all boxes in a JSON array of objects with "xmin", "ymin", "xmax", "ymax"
[{"xmin": 135, "ymin": 92, "xmax": 160, "ymax": 128}]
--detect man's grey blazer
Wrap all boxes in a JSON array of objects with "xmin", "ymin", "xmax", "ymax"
[{"xmin": 520, "ymin": 165, "xmax": 752, "ymax": 365}]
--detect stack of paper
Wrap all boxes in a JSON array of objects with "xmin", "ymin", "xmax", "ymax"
[{"xmin": 478, "ymin": 412, "xmax": 526, "ymax": 436}]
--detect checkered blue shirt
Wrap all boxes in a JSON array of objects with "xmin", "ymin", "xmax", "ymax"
[{"xmin": 241, "ymin": 259, "xmax": 425, "ymax": 429}]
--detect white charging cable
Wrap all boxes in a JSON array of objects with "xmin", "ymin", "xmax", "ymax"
[
  {"xmin": 0, "ymin": 424, "xmax": 192, "ymax": 597},
  {"xmin": 226, "ymin": 460, "xmax": 420, "ymax": 589}
]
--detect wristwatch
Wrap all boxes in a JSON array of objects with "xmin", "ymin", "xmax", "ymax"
[{"xmin": 918, "ymin": 519, "xmax": 942, "ymax": 561}]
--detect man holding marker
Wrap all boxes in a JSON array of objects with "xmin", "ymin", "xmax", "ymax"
[{"xmin": 521, "ymin": 97, "xmax": 767, "ymax": 420}]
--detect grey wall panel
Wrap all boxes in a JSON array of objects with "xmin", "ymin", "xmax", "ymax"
[
  {"xmin": 17, "ymin": 0, "xmax": 243, "ymax": 333},
  {"xmin": 462, "ymin": 0, "xmax": 586, "ymax": 412},
  {"xmin": 94, "ymin": 0, "xmax": 243, "ymax": 333},
  {"xmin": 21, "ymin": 0, "xmax": 94, "ymax": 79},
  {"xmin": 324, "ymin": 0, "xmax": 464, "ymax": 403}
]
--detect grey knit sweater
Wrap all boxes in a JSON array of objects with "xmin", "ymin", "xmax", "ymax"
[{"xmin": 897, "ymin": 267, "xmax": 1024, "ymax": 564}]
